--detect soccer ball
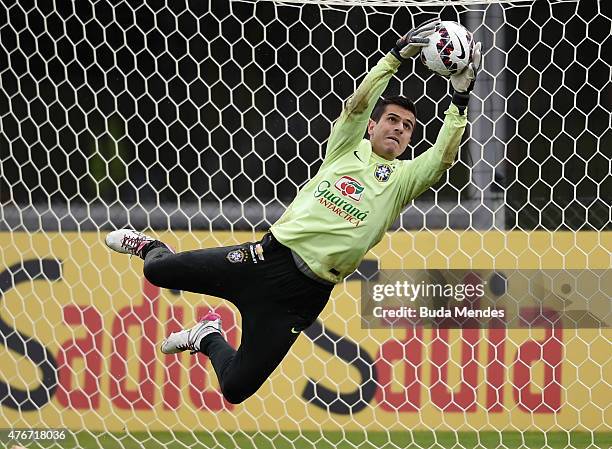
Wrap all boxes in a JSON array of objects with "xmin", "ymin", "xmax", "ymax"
[{"xmin": 420, "ymin": 21, "xmax": 473, "ymax": 77}]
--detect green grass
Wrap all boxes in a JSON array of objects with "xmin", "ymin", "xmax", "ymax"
[{"xmin": 12, "ymin": 431, "xmax": 611, "ymax": 449}]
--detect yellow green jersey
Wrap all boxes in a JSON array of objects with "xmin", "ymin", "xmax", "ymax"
[{"xmin": 271, "ymin": 53, "xmax": 468, "ymax": 283}]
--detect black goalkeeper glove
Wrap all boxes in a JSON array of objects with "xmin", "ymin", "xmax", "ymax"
[
  {"xmin": 391, "ymin": 19, "xmax": 441, "ymax": 62},
  {"xmin": 451, "ymin": 41, "xmax": 482, "ymax": 114}
]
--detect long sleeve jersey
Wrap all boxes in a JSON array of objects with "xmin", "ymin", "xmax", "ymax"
[{"xmin": 270, "ymin": 53, "xmax": 468, "ymax": 284}]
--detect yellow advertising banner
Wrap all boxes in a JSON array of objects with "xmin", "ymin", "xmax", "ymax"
[{"xmin": 1, "ymin": 231, "xmax": 610, "ymax": 432}]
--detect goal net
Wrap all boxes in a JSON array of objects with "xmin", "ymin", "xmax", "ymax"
[{"xmin": 1, "ymin": 0, "xmax": 609, "ymax": 448}]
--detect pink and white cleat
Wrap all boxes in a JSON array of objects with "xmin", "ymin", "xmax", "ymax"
[
  {"xmin": 105, "ymin": 229, "xmax": 174, "ymax": 259},
  {"xmin": 160, "ymin": 311, "xmax": 222, "ymax": 355}
]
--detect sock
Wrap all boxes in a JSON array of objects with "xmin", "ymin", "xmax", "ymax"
[
  {"xmin": 199, "ymin": 332, "xmax": 225, "ymax": 355},
  {"xmin": 141, "ymin": 240, "xmax": 168, "ymax": 259}
]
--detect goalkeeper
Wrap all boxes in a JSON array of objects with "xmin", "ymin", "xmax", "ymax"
[{"xmin": 106, "ymin": 20, "xmax": 481, "ymax": 404}]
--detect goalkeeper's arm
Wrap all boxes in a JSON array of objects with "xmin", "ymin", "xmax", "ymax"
[
  {"xmin": 396, "ymin": 42, "xmax": 482, "ymax": 204},
  {"xmin": 323, "ymin": 20, "xmax": 440, "ymax": 165}
]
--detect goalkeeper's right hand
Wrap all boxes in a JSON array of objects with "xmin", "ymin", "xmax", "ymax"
[
  {"xmin": 451, "ymin": 41, "xmax": 482, "ymax": 114},
  {"xmin": 391, "ymin": 19, "xmax": 441, "ymax": 62}
]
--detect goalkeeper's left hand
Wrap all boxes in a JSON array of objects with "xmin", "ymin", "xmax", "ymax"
[{"xmin": 451, "ymin": 41, "xmax": 482, "ymax": 114}]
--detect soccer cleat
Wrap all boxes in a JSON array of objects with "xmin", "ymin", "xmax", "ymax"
[
  {"xmin": 105, "ymin": 229, "xmax": 156, "ymax": 259},
  {"xmin": 160, "ymin": 311, "xmax": 222, "ymax": 355}
]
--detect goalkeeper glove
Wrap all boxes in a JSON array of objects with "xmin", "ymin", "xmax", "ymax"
[
  {"xmin": 391, "ymin": 19, "xmax": 441, "ymax": 62},
  {"xmin": 451, "ymin": 41, "xmax": 482, "ymax": 114}
]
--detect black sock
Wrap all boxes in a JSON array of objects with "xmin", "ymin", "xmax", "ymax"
[
  {"xmin": 199, "ymin": 332, "xmax": 225, "ymax": 355},
  {"xmin": 141, "ymin": 240, "xmax": 167, "ymax": 259}
]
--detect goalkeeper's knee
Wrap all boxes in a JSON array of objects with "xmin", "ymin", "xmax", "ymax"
[
  {"xmin": 143, "ymin": 255, "xmax": 174, "ymax": 289},
  {"xmin": 220, "ymin": 380, "xmax": 254, "ymax": 405}
]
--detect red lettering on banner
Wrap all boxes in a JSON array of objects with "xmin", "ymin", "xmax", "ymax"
[
  {"xmin": 486, "ymin": 328, "xmax": 506, "ymax": 412},
  {"xmin": 513, "ymin": 307, "xmax": 563, "ymax": 413},
  {"xmin": 109, "ymin": 278, "xmax": 160, "ymax": 410},
  {"xmin": 189, "ymin": 306, "xmax": 237, "ymax": 411},
  {"xmin": 57, "ymin": 305, "xmax": 103, "ymax": 409},
  {"xmin": 375, "ymin": 327, "xmax": 424, "ymax": 411},
  {"xmin": 162, "ymin": 305, "xmax": 184, "ymax": 410},
  {"xmin": 430, "ymin": 328, "xmax": 479, "ymax": 412}
]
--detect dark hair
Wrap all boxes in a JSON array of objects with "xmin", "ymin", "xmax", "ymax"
[{"xmin": 371, "ymin": 96, "xmax": 417, "ymax": 122}]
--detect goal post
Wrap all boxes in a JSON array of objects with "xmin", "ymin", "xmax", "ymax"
[{"xmin": 0, "ymin": 0, "xmax": 609, "ymax": 447}]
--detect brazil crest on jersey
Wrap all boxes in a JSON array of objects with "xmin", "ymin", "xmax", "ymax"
[{"xmin": 271, "ymin": 54, "xmax": 467, "ymax": 284}]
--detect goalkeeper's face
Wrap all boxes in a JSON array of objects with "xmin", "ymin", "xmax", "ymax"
[{"xmin": 367, "ymin": 105, "xmax": 415, "ymax": 160}]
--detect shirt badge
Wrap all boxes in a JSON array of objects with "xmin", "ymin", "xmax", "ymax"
[
  {"xmin": 226, "ymin": 248, "xmax": 248, "ymax": 263},
  {"xmin": 374, "ymin": 164, "xmax": 392, "ymax": 182}
]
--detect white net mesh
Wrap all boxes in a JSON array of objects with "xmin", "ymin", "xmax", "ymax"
[{"xmin": 1, "ymin": 0, "xmax": 610, "ymax": 448}]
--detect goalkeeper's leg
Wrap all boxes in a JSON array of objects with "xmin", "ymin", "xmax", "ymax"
[
  {"xmin": 105, "ymin": 228, "xmax": 256, "ymax": 299},
  {"xmin": 106, "ymin": 229, "xmax": 333, "ymax": 403},
  {"xmin": 142, "ymin": 243, "xmax": 245, "ymax": 299},
  {"xmin": 160, "ymin": 304, "xmax": 323, "ymax": 404},
  {"xmin": 197, "ymin": 236, "xmax": 332, "ymax": 403},
  {"xmin": 199, "ymin": 309, "xmax": 311, "ymax": 404},
  {"xmin": 155, "ymin": 232, "xmax": 332, "ymax": 404}
]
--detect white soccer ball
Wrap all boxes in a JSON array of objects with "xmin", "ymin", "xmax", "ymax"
[{"xmin": 420, "ymin": 21, "xmax": 473, "ymax": 77}]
